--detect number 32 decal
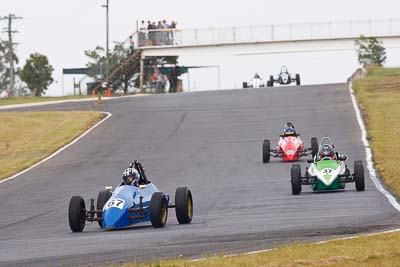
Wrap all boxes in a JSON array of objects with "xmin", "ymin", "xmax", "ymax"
[{"xmin": 105, "ymin": 198, "xmax": 125, "ymax": 210}]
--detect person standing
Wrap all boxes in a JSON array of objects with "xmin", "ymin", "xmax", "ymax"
[
  {"xmin": 156, "ymin": 21, "xmax": 163, "ymax": 45},
  {"xmin": 139, "ymin": 20, "xmax": 146, "ymax": 46}
]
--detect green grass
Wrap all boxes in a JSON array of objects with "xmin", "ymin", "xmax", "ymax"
[
  {"xmin": 0, "ymin": 111, "xmax": 103, "ymax": 180},
  {"xmin": 353, "ymin": 66, "xmax": 400, "ymax": 195},
  {"xmin": 122, "ymin": 231, "xmax": 400, "ymax": 267},
  {"xmin": 116, "ymin": 67, "xmax": 400, "ymax": 267},
  {"xmin": 0, "ymin": 96, "xmax": 96, "ymax": 106}
]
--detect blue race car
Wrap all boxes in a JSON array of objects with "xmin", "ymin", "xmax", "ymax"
[{"xmin": 68, "ymin": 161, "xmax": 193, "ymax": 232}]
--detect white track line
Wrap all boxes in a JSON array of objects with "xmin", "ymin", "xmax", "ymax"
[
  {"xmin": 0, "ymin": 112, "xmax": 112, "ymax": 184},
  {"xmin": 0, "ymin": 94, "xmax": 147, "ymax": 110},
  {"xmin": 349, "ymin": 82, "xmax": 400, "ymax": 211},
  {"xmin": 191, "ymin": 228, "xmax": 400, "ymax": 262},
  {"xmin": 191, "ymin": 83, "xmax": 400, "ymax": 263}
]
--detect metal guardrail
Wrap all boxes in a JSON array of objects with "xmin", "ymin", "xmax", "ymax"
[{"xmin": 138, "ymin": 18, "xmax": 400, "ymax": 48}]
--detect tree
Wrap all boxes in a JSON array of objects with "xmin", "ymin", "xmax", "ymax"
[
  {"xmin": 0, "ymin": 40, "xmax": 19, "ymax": 93},
  {"xmin": 355, "ymin": 35, "xmax": 386, "ymax": 67},
  {"xmin": 84, "ymin": 46, "xmax": 106, "ymax": 79},
  {"xmin": 20, "ymin": 53, "xmax": 54, "ymax": 96}
]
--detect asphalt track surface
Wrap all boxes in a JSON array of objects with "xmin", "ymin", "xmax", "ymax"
[{"xmin": 1, "ymin": 84, "xmax": 399, "ymax": 266}]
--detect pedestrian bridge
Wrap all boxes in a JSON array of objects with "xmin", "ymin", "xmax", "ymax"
[{"xmin": 138, "ymin": 18, "xmax": 400, "ymax": 57}]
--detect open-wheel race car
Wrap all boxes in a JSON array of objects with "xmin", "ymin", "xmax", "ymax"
[
  {"xmin": 262, "ymin": 123, "xmax": 318, "ymax": 163},
  {"xmin": 243, "ymin": 73, "xmax": 265, "ymax": 88},
  {"xmin": 290, "ymin": 137, "xmax": 365, "ymax": 195},
  {"xmin": 267, "ymin": 66, "xmax": 300, "ymax": 87},
  {"xmin": 68, "ymin": 161, "xmax": 193, "ymax": 232}
]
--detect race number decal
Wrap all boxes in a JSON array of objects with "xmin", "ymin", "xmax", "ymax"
[
  {"xmin": 322, "ymin": 168, "xmax": 333, "ymax": 174},
  {"xmin": 287, "ymin": 150, "xmax": 295, "ymax": 155},
  {"xmin": 105, "ymin": 198, "xmax": 125, "ymax": 210}
]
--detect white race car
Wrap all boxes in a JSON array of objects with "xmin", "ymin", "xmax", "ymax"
[
  {"xmin": 267, "ymin": 66, "xmax": 300, "ymax": 87},
  {"xmin": 243, "ymin": 73, "xmax": 265, "ymax": 88}
]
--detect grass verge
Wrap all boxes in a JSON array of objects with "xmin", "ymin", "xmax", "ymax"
[
  {"xmin": 124, "ymin": 231, "xmax": 400, "ymax": 267},
  {"xmin": 352, "ymin": 67, "xmax": 400, "ymax": 196},
  {"xmin": 0, "ymin": 95, "xmax": 96, "ymax": 106},
  {"xmin": 118, "ymin": 67, "xmax": 400, "ymax": 267},
  {"xmin": 0, "ymin": 111, "xmax": 103, "ymax": 180}
]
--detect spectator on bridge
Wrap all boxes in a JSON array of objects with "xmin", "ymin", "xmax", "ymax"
[
  {"xmin": 147, "ymin": 21, "xmax": 155, "ymax": 45},
  {"xmin": 169, "ymin": 21, "xmax": 177, "ymax": 45},
  {"xmin": 139, "ymin": 20, "xmax": 146, "ymax": 46},
  {"xmin": 162, "ymin": 20, "xmax": 169, "ymax": 44},
  {"xmin": 156, "ymin": 21, "xmax": 163, "ymax": 45}
]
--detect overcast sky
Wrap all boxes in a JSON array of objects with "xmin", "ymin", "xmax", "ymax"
[{"xmin": 2, "ymin": 0, "xmax": 400, "ymax": 95}]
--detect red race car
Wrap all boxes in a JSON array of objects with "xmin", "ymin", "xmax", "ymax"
[{"xmin": 262, "ymin": 123, "xmax": 318, "ymax": 163}]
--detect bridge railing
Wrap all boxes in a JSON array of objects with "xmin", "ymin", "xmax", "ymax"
[{"xmin": 138, "ymin": 18, "xmax": 400, "ymax": 48}]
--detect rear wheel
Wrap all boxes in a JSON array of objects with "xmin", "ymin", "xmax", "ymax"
[
  {"xmin": 68, "ymin": 196, "xmax": 86, "ymax": 232},
  {"xmin": 243, "ymin": 82, "xmax": 248, "ymax": 88},
  {"xmin": 150, "ymin": 192, "xmax": 168, "ymax": 228},
  {"xmin": 295, "ymin": 74, "xmax": 301, "ymax": 85},
  {"xmin": 354, "ymin": 160, "xmax": 365, "ymax": 191},
  {"xmin": 96, "ymin": 190, "xmax": 112, "ymax": 228},
  {"xmin": 311, "ymin": 137, "xmax": 318, "ymax": 158},
  {"xmin": 263, "ymin": 139, "xmax": 271, "ymax": 163},
  {"xmin": 175, "ymin": 187, "xmax": 193, "ymax": 224},
  {"xmin": 291, "ymin": 164, "xmax": 302, "ymax": 195}
]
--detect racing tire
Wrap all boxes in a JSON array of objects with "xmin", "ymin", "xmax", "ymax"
[
  {"xmin": 291, "ymin": 164, "xmax": 302, "ymax": 195},
  {"xmin": 243, "ymin": 82, "xmax": 248, "ymax": 88},
  {"xmin": 175, "ymin": 187, "xmax": 193, "ymax": 224},
  {"xmin": 296, "ymin": 74, "xmax": 301, "ymax": 86},
  {"xmin": 263, "ymin": 139, "xmax": 271, "ymax": 163},
  {"xmin": 311, "ymin": 137, "xmax": 319, "ymax": 158},
  {"xmin": 96, "ymin": 190, "xmax": 112, "ymax": 228},
  {"xmin": 150, "ymin": 192, "xmax": 168, "ymax": 228},
  {"xmin": 68, "ymin": 196, "xmax": 86, "ymax": 232},
  {"xmin": 269, "ymin": 76, "xmax": 274, "ymax": 87},
  {"xmin": 354, "ymin": 160, "xmax": 365, "ymax": 191}
]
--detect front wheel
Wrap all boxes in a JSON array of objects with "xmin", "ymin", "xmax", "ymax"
[
  {"xmin": 150, "ymin": 192, "xmax": 168, "ymax": 228},
  {"xmin": 263, "ymin": 139, "xmax": 271, "ymax": 163},
  {"xmin": 175, "ymin": 187, "xmax": 193, "ymax": 224},
  {"xmin": 354, "ymin": 160, "xmax": 365, "ymax": 191},
  {"xmin": 310, "ymin": 137, "xmax": 318, "ymax": 158},
  {"xmin": 269, "ymin": 76, "xmax": 274, "ymax": 87},
  {"xmin": 68, "ymin": 196, "xmax": 86, "ymax": 232},
  {"xmin": 291, "ymin": 164, "xmax": 302, "ymax": 195},
  {"xmin": 96, "ymin": 190, "xmax": 112, "ymax": 228}
]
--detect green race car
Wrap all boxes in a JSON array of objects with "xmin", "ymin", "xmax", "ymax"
[{"xmin": 290, "ymin": 137, "xmax": 365, "ymax": 195}]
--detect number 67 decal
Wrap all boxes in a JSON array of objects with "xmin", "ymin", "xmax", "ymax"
[{"xmin": 105, "ymin": 198, "xmax": 125, "ymax": 210}]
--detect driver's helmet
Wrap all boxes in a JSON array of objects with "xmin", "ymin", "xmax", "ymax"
[
  {"xmin": 320, "ymin": 144, "xmax": 334, "ymax": 158},
  {"xmin": 254, "ymin": 73, "xmax": 260, "ymax": 79},
  {"xmin": 122, "ymin": 167, "xmax": 140, "ymax": 185},
  {"xmin": 283, "ymin": 122, "xmax": 296, "ymax": 135}
]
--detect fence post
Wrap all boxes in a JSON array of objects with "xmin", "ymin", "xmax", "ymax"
[
  {"xmin": 271, "ymin": 25, "xmax": 274, "ymax": 40},
  {"xmin": 233, "ymin": 27, "xmax": 236, "ymax": 42}
]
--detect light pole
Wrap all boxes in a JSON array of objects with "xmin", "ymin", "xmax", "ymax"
[
  {"xmin": 102, "ymin": 0, "xmax": 109, "ymax": 57},
  {"xmin": 101, "ymin": 0, "xmax": 109, "ymax": 81}
]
